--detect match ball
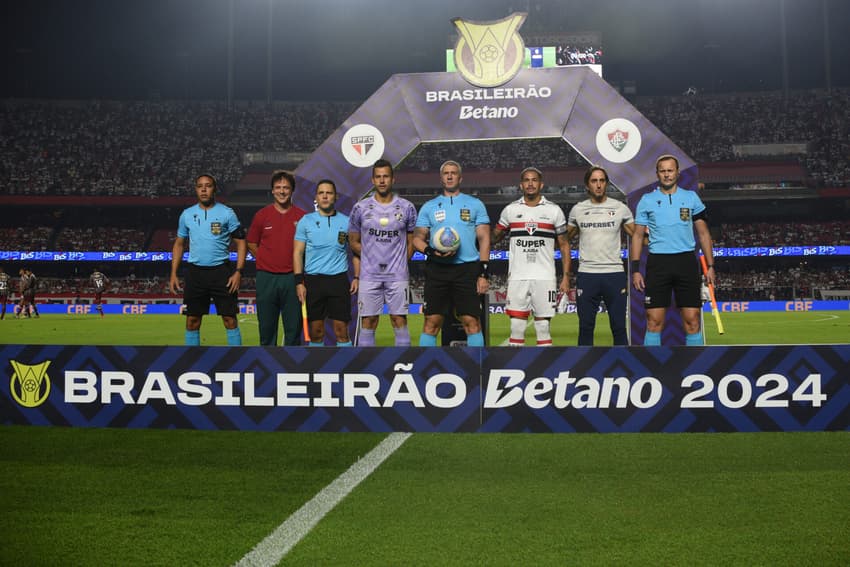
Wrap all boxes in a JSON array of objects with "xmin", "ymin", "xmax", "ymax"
[{"xmin": 432, "ymin": 226, "xmax": 461, "ymax": 253}]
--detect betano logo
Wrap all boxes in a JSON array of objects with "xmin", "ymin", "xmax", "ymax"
[
  {"xmin": 452, "ymin": 13, "xmax": 526, "ymax": 88},
  {"xmin": 9, "ymin": 360, "xmax": 51, "ymax": 408}
]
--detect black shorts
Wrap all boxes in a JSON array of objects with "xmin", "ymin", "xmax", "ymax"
[
  {"xmin": 644, "ymin": 252, "xmax": 701, "ymax": 309},
  {"xmin": 183, "ymin": 263, "xmax": 239, "ymax": 317},
  {"xmin": 423, "ymin": 261, "xmax": 482, "ymax": 319},
  {"xmin": 305, "ymin": 272, "xmax": 351, "ymax": 323}
]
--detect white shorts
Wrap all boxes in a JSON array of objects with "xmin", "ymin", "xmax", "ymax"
[{"xmin": 505, "ymin": 278, "xmax": 557, "ymax": 319}]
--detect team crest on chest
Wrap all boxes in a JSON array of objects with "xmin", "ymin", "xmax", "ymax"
[{"xmin": 525, "ymin": 221, "xmax": 538, "ymax": 234}]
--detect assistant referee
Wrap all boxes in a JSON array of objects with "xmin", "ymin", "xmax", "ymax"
[{"xmin": 630, "ymin": 155, "xmax": 715, "ymax": 346}]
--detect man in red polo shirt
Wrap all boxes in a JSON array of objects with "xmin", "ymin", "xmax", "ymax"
[{"xmin": 247, "ymin": 170, "xmax": 307, "ymax": 346}]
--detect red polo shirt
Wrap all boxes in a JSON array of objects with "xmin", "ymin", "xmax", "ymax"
[{"xmin": 247, "ymin": 204, "xmax": 306, "ymax": 273}]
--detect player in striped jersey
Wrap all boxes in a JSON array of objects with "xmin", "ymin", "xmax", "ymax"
[{"xmin": 492, "ymin": 167, "xmax": 571, "ymax": 346}]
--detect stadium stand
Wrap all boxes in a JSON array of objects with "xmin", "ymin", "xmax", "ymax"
[{"xmin": 2, "ymin": 89, "xmax": 849, "ymax": 303}]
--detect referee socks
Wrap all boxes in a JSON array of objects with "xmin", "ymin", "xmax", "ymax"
[
  {"xmin": 185, "ymin": 330, "xmax": 200, "ymax": 346},
  {"xmin": 643, "ymin": 331, "xmax": 661, "ymax": 346},
  {"xmin": 226, "ymin": 328, "xmax": 242, "ymax": 346}
]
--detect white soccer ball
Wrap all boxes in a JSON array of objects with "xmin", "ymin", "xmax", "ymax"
[{"xmin": 432, "ymin": 226, "xmax": 461, "ymax": 253}]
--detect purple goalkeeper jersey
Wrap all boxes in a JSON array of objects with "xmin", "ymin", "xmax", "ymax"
[{"xmin": 349, "ymin": 194, "xmax": 417, "ymax": 282}]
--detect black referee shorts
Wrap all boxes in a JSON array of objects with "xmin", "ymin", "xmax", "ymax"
[
  {"xmin": 304, "ymin": 272, "xmax": 351, "ymax": 323},
  {"xmin": 644, "ymin": 252, "xmax": 701, "ymax": 309},
  {"xmin": 184, "ymin": 263, "xmax": 239, "ymax": 317},
  {"xmin": 422, "ymin": 261, "xmax": 482, "ymax": 319}
]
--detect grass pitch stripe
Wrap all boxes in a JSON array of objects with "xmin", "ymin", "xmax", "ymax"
[{"xmin": 235, "ymin": 432, "xmax": 412, "ymax": 567}]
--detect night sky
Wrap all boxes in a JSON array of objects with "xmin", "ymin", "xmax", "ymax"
[{"xmin": 2, "ymin": 0, "xmax": 848, "ymax": 100}]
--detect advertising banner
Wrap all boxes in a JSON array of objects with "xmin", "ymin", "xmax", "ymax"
[{"xmin": 3, "ymin": 345, "xmax": 847, "ymax": 433}]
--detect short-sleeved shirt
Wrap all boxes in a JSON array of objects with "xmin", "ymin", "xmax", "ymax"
[
  {"xmin": 0, "ymin": 273, "xmax": 9, "ymax": 295},
  {"xmin": 295, "ymin": 211, "xmax": 350, "ymax": 275},
  {"xmin": 177, "ymin": 203, "xmax": 242, "ymax": 266},
  {"xmin": 634, "ymin": 186, "xmax": 705, "ymax": 254},
  {"xmin": 415, "ymin": 192, "xmax": 489, "ymax": 264},
  {"xmin": 496, "ymin": 196, "xmax": 567, "ymax": 281},
  {"xmin": 247, "ymin": 204, "xmax": 306, "ymax": 273},
  {"xmin": 568, "ymin": 197, "xmax": 634, "ymax": 273},
  {"xmin": 349, "ymin": 194, "xmax": 417, "ymax": 281},
  {"xmin": 20, "ymin": 273, "xmax": 36, "ymax": 292},
  {"xmin": 91, "ymin": 271, "xmax": 108, "ymax": 292}
]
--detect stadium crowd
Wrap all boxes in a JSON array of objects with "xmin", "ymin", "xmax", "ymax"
[
  {"xmin": 1, "ymin": 99, "xmax": 356, "ymax": 197},
  {"xmin": 4, "ymin": 218, "xmax": 848, "ymax": 253},
  {"xmin": 3, "ymin": 89, "xmax": 849, "ymax": 198}
]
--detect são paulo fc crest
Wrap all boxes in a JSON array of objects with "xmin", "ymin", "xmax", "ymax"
[
  {"xmin": 341, "ymin": 124, "xmax": 385, "ymax": 168},
  {"xmin": 525, "ymin": 221, "xmax": 538, "ymax": 234}
]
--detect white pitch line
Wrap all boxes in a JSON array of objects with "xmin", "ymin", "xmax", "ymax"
[
  {"xmin": 814, "ymin": 314, "xmax": 838, "ymax": 322},
  {"xmin": 234, "ymin": 432, "xmax": 412, "ymax": 567}
]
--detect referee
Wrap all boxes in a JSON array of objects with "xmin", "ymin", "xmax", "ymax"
[
  {"xmin": 630, "ymin": 155, "xmax": 715, "ymax": 346},
  {"xmin": 170, "ymin": 174, "xmax": 247, "ymax": 346},
  {"xmin": 293, "ymin": 179, "xmax": 357, "ymax": 347}
]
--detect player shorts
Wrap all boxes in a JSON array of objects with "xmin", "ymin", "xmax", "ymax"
[
  {"xmin": 305, "ymin": 272, "xmax": 351, "ymax": 323},
  {"xmin": 505, "ymin": 278, "xmax": 557, "ymax": 319},
  {"xmin": 422, "ymin": 261, "xmax": 482, "ymax": 319},
  {"xmin": 357, "ymin": 279, "xmax": 409, "ymax": 317},
  {"xmin": 183, "ymin": 263, "xmax": 239, "ymax": 317},
  {"xmin": 644, "ymin": 252, "xmax": 701, "ymax": 309}
]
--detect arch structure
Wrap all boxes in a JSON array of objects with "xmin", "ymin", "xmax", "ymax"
[{"xmin": 293, "ymin": 66, "xmax": 699, "ymax": 345}]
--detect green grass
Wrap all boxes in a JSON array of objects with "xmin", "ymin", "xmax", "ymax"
[
  {"xmin": 1, "ymin": 426, "xmax": 848, "ymax": 566},
  {"xmin": 2, "ymin": 310, "xmax": 849, "ymax": 345}
]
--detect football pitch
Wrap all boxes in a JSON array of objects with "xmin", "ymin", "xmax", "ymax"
[
  {"xmin": 3, "ymin": 310, "xmax": 850, "ymax": 346},
  {"xmin": 2, "ymin": 311, "xmax": 849, "ymax": 565},
  {"xmin": 1, "ymin": 427, "xmax": 848, "ymax": 565}
]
